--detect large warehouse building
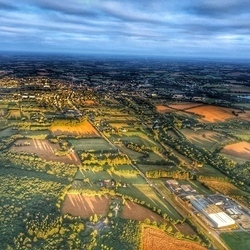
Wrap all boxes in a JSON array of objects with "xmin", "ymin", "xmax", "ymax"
[{"xmin": 189, "ymin": 195, "xmax": 235, "ymax": 228}]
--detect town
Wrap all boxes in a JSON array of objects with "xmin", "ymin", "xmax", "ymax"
[{"xmin": 0, "ymin": 54, "xmax": 250, "ymax": 250}]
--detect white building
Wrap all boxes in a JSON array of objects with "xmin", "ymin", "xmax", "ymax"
[{"xmin": 190, "ymin": 196, "xmax": 235, "ymax": 228}]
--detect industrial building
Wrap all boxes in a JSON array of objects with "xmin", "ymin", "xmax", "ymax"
[{"xmin": 189, "ymin": 195, "xmax": 235, "ymax": 228}]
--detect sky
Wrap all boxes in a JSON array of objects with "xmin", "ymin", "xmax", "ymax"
[{"xmin": 0, "ymin": 0, "xmax": 250, "ymax": 59}]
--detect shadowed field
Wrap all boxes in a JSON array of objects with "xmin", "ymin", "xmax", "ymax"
[{"xmin": 61, "ymin": 194, "xmax": 110, "ymax": 218}]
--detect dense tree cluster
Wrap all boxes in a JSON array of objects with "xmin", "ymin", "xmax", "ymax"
[{"xmin": 0, "ymin": 151, "xmax": 77, "ymax": 180}]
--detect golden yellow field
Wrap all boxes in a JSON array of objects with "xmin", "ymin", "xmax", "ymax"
[
  {"xmin": 83, "ymin": 100, "xmax": 97, "ymax": 105},
  {"xmin": 141, "ymin": 227, "xmax": 206, "ymax": 250},
  {"xmin": 50, "ymin": 119, "xmax": 99, "ymax": 136},
  {"xmin": 7, "ymin": 110, "xmax": 21, "ymax": 119},
  {"xmin": 156, "ymin": 105, "xmax": 174, "ymax": 113},
  {"xmin": 221, "ymin": 141, "xmax": 250, "ymax": 161},
  {"xmin": 188, "ymin": 105, "xmax": 237, "ymax": 122}
]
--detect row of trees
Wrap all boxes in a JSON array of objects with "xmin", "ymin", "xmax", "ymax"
[{"xmin": 80, "ymin": 151, "xmax": 131, "ymax": 166}]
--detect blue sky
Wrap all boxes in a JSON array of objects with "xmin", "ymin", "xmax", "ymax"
[{"xmin": 0, "ymin": 0, "xmax": 250, "ymax": 58}]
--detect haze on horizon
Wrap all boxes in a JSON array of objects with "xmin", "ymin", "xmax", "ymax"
[{"xmin": 0, "ymin": 0, "xmax": 250, "ymax": 60}]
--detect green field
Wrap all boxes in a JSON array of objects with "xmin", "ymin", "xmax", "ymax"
[
  {"xmin": 220, "ymin": 232, "xmax": 250, "ymax": 250},
  {"xmin": 0, "ymin": 127, "xmax": 17, "ymax": 137},
  {"xmin": 178, "ymin": 180, "xmax": 213, "ymax": 195},
  {"xmin": 110, "ymin": 133, "xmax": 158, "ymax": 148},
  {"xmin": 196, "ymin": 164, "xmax": 227, "ymax": 178},
  {"xmin": 19, "ymin": 129, "xmax": 50, "ymax": 138},
  {"xmin": 75, "ymin": 169, "xmax": 145, "ymax": 185},
  {"xmin": 181, "ymin": 128, "xmax": 232, "ymax": 151},
  {"xmin": 118, "ymin": 183, "xmax": 182, "ymax": 220},
  {"xmin": 69, "ymin": 138, "xmax": 115, "ymax": 151}
]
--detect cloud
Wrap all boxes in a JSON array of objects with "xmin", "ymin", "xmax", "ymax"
[
  {"xmin": 0, "ymin": 2, "xmax": 17, "ymax": 10},
  {"xmin": 185, "ymin": 0, "xmax": 250, "ymax": 17},
  {"xmin": 0, "ymin": 0, "xmax": 249, "ymax": 58}
]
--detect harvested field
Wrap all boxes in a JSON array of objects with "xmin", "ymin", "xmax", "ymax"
[
  {"xmin": 7, "ymin": 110, "xmax": 21, "ymax": 119},
  {"xmin": 83, "ymin": 100, "xmax": 97, "ymax": 105},
  {"xmin": 51, "ymin": 120, "xmax": 99, "ymax": 137},
  {"xmin": 10, "ymin": 139, "xmax": 81, "ymax": 165},
  {"xmin": 221, "ymin": 141, "xmax": 250, "ymax": 162},
  {"xmin": 168, "ymin": 102, "xmax": 203, "ymax": 110},
  {"xmin": 187, "ymin": 105, "xmax": 238, "ymax": 122},
  {"xmin": 121, "ymin": 200, "xmax": 164, "ymax": 223},
  {"xmin": 156, "ymin": 105, "xmax": 174, "ymax": 113},
  {"xmin": 142, "ymin": 227, "xmax": 206, "ymax": 250},
  {"xmin": 181, "ymin": 129, "xmax": 232, "ymax": 151},
  {"xmin": 61, "ymin": 194, "xmax": 110, "ymax": 218}
]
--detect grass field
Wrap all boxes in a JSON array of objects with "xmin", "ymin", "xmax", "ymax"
[
  {"xmin": 142, "ymin": 227, "xmax": 206, "ymax": 250},
  {"xmin": 117, "ymin": 144, "xmax": 164, "ymax": 163},
  {"xmin": 0, "ymin": 127, "xmax": 17, "ymax": 137},
  {"xmin": 75, "ymin": 169, "xmax": 145, "ymax": 185},
  {"xmin": 178, "ymin": 180, "xmax": 213, "ymax": 195},
  {"xmin": 19, "ymin": 130, "xmax": 50, "ymax": 139},
  {"xmin": 181, "ymin": 128, "xmax": 232, "ymax": 151},
  {"xmin": 118, "ymin": 184, "xmax": 182, "ymax": 220},
  {"xmin": 69, "ymin": 138, "xmax": 115, "ymax": 151},
  {"xmin": 196, "ymin": 164, "xmax": 227, "ymax": 178},
  {"xmin": 116, "ymin": 134, "xmax": 159, "ymax": 148},
  {"xmin": 220, "ymin": 232, "xmax": 250, "ymax": 250}
]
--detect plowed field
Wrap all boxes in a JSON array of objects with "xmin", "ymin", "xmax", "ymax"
[
  {"xmin": 142, "ymin": 227, "xmax": 207, "ymax": 250},
  {"xmin": 10, "ymin": 139, "xmax": 81, "ymax": 164},
  {"xmin": 188, "ymin": 105, "xmax": 236, "ymax": 122},
  {"xmin": 221, "ymin": 141, "xmax": 250, "ymax": 161},
  {"xmin": 156, "ymin": 105, "xmax": 174, "ymax": 113},
  {"xmin": 121, "ymin": 200, "xmax": 164, "ymax": 223},
  {"xmin": 61, "ymin": 194, "xmax": 110, "ymax": 218}
]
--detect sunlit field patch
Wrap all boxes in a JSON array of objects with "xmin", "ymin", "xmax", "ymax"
[
  {"xmin": 141, "ymin": 226, "xmax": 206, "ymax": 250},
  {"xmin": 221, "ymin": 141, "xmax": 250, "ymax": 162},
  {"xmin": 50, "ymin": 119, "xmax": 100, "ymax": 137},
  {"xmin": 10, "ymin": 139, "xmax": 81, "ymax": 165},
  {"xmin": 187, "ymin": 105, "xmax": 238, "ymax": 122},
  {"xmin": 121, "ymin": 200, "xmax": 164, "ymax": 223},
  {"xmin": 61, "ymin": 194, "xmax": 110, "ymax": 218}
]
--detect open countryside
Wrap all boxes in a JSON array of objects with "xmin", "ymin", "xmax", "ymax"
[{"xmin": 0, "ymin": 56, "xmax": 250, "ymax": 250}]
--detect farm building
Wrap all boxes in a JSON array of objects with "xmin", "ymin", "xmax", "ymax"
[{"xmin": 189, "ymin": 195, "xmax": 235, "ymax": 228}]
